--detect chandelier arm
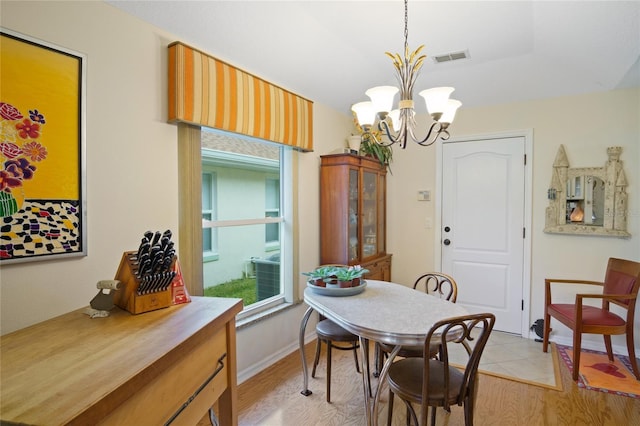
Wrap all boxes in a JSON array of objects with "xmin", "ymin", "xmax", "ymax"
[
  {"xmin": 413, "ymin": 121, "xmax": 445, "ymax": 146},
  {"xmin": 377, "ymin": 119, "xmax": 404, "ymax": 148}
]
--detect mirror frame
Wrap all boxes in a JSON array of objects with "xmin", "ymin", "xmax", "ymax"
[{"xmin": 544, "ymin": 145, "xmax": 630, "ymax": 238}]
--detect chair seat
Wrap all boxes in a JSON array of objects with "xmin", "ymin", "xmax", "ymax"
[
  {"xmin": 548, "ymin": 303, "xmax": 626, "ymax": 327},
  {"xmin": 316, "ymin": 319, "xmax": 358, "ymax": 342},
  {"xmin": 378, "ymin": 342, "xmax": 439, "ymax": 359},
  {"xmin": 387, "ymin": 354, "xmax": 464, "ymax": 405}
]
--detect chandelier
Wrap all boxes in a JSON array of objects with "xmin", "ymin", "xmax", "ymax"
[{"xmin": 351, "ymin": 0, "xmax": 462, "ymax": 149}]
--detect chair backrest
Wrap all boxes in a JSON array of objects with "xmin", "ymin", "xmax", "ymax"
[
  {"xmin": 603, "ymin": 258, "xmax": 640, "ymax": 310},
  {"xmin": 421, "ymin": 313, "xmax": 495, "ymax": 417},
  {"xmin": 413, "ymin": 272, "xmax": 458, "ymax": 303}
]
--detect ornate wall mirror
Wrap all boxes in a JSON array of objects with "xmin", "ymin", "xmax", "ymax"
[{"xmin": 544, "ymin": 145, "xmax": 630, "ymax": 238}]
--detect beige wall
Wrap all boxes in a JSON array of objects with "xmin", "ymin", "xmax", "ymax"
[
  {"xmin": 0, "ymin": 1, "xmax": 351, "ymax": 380},
  {"xmin": 1, "ymin": 1, "xmax": 180, "ymax": 332},
  {"xmin": 387, "ymin": 88, "xmax": 639, "ymax": 349},
  {"xmin": 2, "ymin": 1, "xmax": 638, "ymax": 378}
]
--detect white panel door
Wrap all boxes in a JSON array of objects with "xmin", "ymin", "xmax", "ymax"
[{"xmin": 441, "ymin": 137, "xmax": 525, "ymax": 333}]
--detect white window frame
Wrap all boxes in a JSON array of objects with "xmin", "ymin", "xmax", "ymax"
[
  {"xmin": 265, "ymin": 177, "xmax": 280, "ymax": 249},
  {"xmin": 200, "ymin": 131, "xmax": 294, "ymax": 320},
  {"xmin": 201, "ymin": 170, "xmax": 218, "ymax": 262}
]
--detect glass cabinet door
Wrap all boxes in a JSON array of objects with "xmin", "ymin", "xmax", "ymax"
[
  {"xmin": 362, "ymin": 169, "xmax": 378, "ymax": 259},
  {"xmin": 377, "ymin": 172, "xmax": 385, "ymax": 255},
  {"xmin": 348, "ymin": 168, "xmax": 359, "ymax": 263}
]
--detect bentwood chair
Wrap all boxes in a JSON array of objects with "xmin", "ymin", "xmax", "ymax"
[
  {"xmin": 542, "ymin": 257, "xmax": 640, "ymax": 381},
  {"xmin": 310, "ymin": 265, "xmax": 371, "ymax": 402},
  {"xmin": 386, "ymin": 313, "xmax": 495, "ymax": 426},
  {"xmin": 376, "ymin": 273, "xmax": 459, "ymax": 375}
]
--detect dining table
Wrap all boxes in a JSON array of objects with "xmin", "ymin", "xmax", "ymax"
[{"xmin": 298, "ymin": 279, "xmax": 469, "ymax": 426}]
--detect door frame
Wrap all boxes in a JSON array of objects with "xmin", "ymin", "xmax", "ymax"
[{"xmin": 434, "ymin": 129, "xmax": 534, "ymax": 337}]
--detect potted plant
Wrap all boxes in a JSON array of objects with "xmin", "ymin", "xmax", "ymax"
[
  {"xmin": 302, "ymin": 266, "xmax": 339, "ymax": 287},
  {"xmin": 359, "ymin": 135, "xmax": 393, "ymax": 172},
  {"xmin": 334, "ymin": 265, "xmax": 369, "ymax": 288},
  {"xmin": 352, "ymin": 114, "xmax": 393, "ymax": 173}
]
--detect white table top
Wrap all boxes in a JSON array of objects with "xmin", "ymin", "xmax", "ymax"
[{"xmin": 304, "ymin": 279, "xmax": 469, "ymax": 346}]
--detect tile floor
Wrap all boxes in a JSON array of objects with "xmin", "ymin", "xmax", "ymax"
[{"xmin": 447, "ymin": 330, "xmax": 558, "ymax": 387}]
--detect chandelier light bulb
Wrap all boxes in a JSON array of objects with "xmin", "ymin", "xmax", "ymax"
[
  {"xmin": 365, "ymin": 86, "xmax": 399, "ymax": 116},
  {"xmin": 351, "ymin": 101, "xmax": 376, "ymax": 126},
  {"xmin": 440, "ymin": 99, "xmax": 462, "ymax": 124},
  {"xmin": 419, "ymin": 87, "xmax": 455, "ymax": 117},
  {"xmin": 388, "ymin": 109, "xmax": 400, "ymax": 131}
]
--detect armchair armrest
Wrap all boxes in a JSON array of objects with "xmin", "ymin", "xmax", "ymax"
[
  {"xmin": 576, "ymin": 292, "xmax": 638, "ymax": 310},
  {"xmin": 545, "ymin": 278, "xmax": 604, "ymax": 286},
  {"xmin": 544, "ymin": 278, "xmax": 604, "ymax": 306}
]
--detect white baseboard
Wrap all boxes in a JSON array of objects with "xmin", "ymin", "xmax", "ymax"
[
  {"xmin": 528, "ymin": 330, "xmax": 639, "ymax": 357},
  {"xmin": 237, "ymin": 331, "xmax": 316, "ymax": 385},
  {"xmin": 239, "ymin": 330, "xmax": 638, "ymax": 385}
]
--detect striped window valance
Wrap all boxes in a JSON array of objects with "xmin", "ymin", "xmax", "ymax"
[{"xmin": 168, "ymin": 42, "xmax": 313, "ymax": 151}]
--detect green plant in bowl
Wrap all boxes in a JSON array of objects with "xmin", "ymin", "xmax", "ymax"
[
  {"xmin": 302, "ymin": 266, "xmax": 340, "ymax": 287},
  {"xmin": 334, "ymin": 265, "xmax": 369, "ymax": 288}
]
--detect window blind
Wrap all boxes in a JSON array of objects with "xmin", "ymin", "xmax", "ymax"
[{"xmin": 168, "ymin": 42, "xmax": 313, "ymax": 151}]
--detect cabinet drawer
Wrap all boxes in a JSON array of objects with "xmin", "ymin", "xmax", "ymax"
[
  {"xmin": 99, "ymin": 327, "xmax": 228, "ymax": 425},
  {"xmin": 363, "ymin": 255, "xmax": 391, "ymax": 281}
]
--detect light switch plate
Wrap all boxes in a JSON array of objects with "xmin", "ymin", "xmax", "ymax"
[
  {"xmin": 425, "ymin": 217, "xmax": 433, "ymax": 229},
  {"xmin": 417, "ymin": 190, "xmax": 431, "ymax": 201}
]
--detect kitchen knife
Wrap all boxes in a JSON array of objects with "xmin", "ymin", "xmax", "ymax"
[
  {"xmin": 135, "ymin": 241, "xmax": 150, "ymax": 262},
  {"xmin": 158, "ymin": 237, "xmax": 170, "ymax": 258},
  {"xmin": 138, "ymin": 258, "xmax": 152, "ymax": 277},
  {"xmin": 151, "ymin": 231, "xmax": 162, "ymax": 248},
  {"xmin": 151, "ymin": 244, "xmax": 160, "ymax": 261},
  {"xmin": 151, "ymin": 253, "xmax": 164, "ymax": 274},
  {"xmin": 137, "ymin": 275, "xmax": 149, "ymax": 295}
]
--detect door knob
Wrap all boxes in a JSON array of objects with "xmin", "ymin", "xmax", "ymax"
[
  {"xmin": 443, "ymin": 239, "xmax": 451, "ymax": 246},
  {"xmin": 444, "ymin": 226, "xmax": 451, "ymax": 232}
]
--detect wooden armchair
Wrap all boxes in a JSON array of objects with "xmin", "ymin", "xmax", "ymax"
[{"xmin": 542, "ymin": 257, "xmax": 640, "ymax": 381}]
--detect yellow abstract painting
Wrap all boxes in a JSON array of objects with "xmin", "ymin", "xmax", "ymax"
[{"xmin": 0, "ymin": 29, "xmax": 85, "ymax": 262}]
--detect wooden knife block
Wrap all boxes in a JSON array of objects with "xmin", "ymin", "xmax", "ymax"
[{"xmin": 113, "ymin": 251, "xmax": 172, "ymax": 314}]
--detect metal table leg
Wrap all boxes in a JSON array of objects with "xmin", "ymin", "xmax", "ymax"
[
  {"xmin": 299, "ymin": 306, "xmax": 314, "ymax": 396},
  {"xmin": 362, "ymin": 341, "xmax": 400, "ymax": 426}
]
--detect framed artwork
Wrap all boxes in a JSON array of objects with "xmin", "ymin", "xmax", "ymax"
[{"xmin": 0, "ymin": 28, "xmax": 87, "ymax": 263}]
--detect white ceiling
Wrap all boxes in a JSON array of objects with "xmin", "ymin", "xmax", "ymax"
[{"xmin": 105, "ymin": 1, "xmax": 640, "ymax": 116}]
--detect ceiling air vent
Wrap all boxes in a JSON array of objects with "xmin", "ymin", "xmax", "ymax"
[{"xmin": 432, "ymin": 50, "xmax": 469, "ymax": 63}]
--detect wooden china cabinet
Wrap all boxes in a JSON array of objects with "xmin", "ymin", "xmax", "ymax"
[{"xmin": 320, "ymin": 153, "xmax": 392, "ymax": 281}]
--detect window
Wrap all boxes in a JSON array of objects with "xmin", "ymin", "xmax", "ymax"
[
  {"xmin": 201, "ymin": 171, "xmax": 218, "ymax": 261},
  {"xmin": 265, "ymin": 178, "xmax": 280, "ymax": 247},
  {"xmin": 200, "ymin": 127, "xmax": 292, "ymax": 319}
]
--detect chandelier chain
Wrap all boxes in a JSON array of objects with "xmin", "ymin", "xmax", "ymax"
[{"xmin": 404, "ymin": 0, "xmax": 409, "ymax": 53}]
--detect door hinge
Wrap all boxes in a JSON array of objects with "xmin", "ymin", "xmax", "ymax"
[
  {"xmin": 523, "ymin": 227, "xmax": 526, "ymax": 238},
  {"xmin": 522, "ymin": 300, "xmax": 524, "ymax": 311},
  {"xmin": 524, "ymin": 154, "xmax": 527, "ymax": 165}
]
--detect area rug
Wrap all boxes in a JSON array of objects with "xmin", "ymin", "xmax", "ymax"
[
  {"xmin": 450, "ymin": 343, "xmax": 562, "ymax": 391},
  {"xmin": 474, "ymin": 342, "xmax": 563, "ymax": 391},
  {"xmin": 556, "ymin": 344, "xmax": 640, "ymax": 398}
]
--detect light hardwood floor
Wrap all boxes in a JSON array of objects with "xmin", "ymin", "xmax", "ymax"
[{"xmin": 208, "ymin": 339, "xmax": 640, "ymax": 426}]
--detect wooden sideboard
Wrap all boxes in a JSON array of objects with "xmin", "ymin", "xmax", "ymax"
[{"xmin": 0, "ymin": 296, "xmax": 243, "ymax": 425}]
